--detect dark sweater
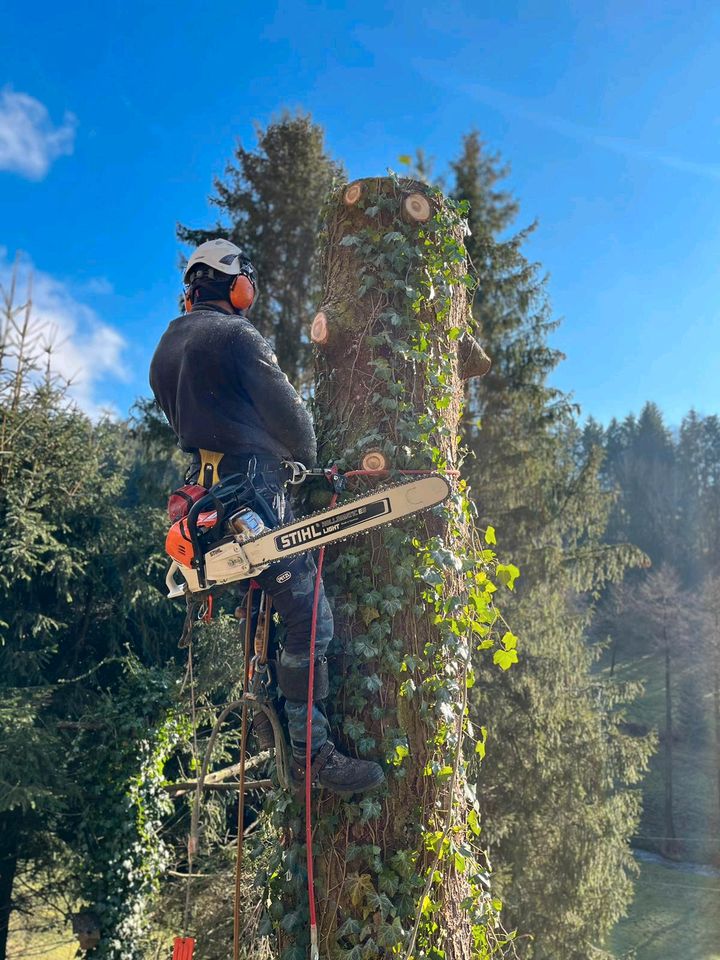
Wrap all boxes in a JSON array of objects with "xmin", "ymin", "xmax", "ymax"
[{"xmin": 149, "ymin": 306, "xmax": 317, "ymax": 465}]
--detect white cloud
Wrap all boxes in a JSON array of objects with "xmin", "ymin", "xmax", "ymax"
[
  {"xmin": 0, "ymin": 250, "xmax": 127, "ymax": 418},
  {"xmin": 0, "ymin": 87, "xmax": 77, "ymax": 180}
]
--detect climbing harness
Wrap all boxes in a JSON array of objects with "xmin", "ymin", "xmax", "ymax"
[{"xmin": 168, "ymin": 463, "xmax": 456, "ymax": 959}]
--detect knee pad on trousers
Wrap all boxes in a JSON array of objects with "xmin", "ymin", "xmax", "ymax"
[{"xmin": 275, "ymin": 656, "xmax": 330, "ymax": 702}]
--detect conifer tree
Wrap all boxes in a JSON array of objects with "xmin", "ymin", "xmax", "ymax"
[
  {"xmin": 178, "ymin": 111, "xmax": 344, "ymax": 390},
  {"xmin": 601, "ymin": 403, "xmax": 677, "ymax": 567},
  {"xmin": 613, "ymin": 566, "xmax": 690, "ymax": 856},
  {"xmin": 698, "ymin": 574, "xmax": 720, "ymax": 825},
  {"xmin": 0, "ymin": 270, "xmax": 182, "ymax": 959},
  {"xmin": 451, "ymin": 132, "xmax": 650, "ymax": 958},
  {"xmin": 677, "ymin": 412, "xmax": 720, "ymax": 583}
]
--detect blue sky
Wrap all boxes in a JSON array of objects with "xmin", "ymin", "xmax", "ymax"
[{"xmin": 1, "ymin": 0, "xmax": 719, "ymax": 424}]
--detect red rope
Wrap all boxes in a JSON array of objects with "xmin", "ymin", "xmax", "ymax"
[{"xmin": 305, "ymin": 487, "xmax": 338, "ymax": 956}]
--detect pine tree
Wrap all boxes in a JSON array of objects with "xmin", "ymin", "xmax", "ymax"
[
  {"xmin": 602, "ymin": 403, "xmax": 677, "ymax": 567},
  {"xmin": 613, "ymin": 566, "xmax": 691, "ymax": 857},
  {"xmin": 451, "ymin": 132, "xmax": 650, "ymax": 957},
  {"xmin": 178, "ymin": 111, "xmax": 344, "ymax": 390},
  {"xmin": 698, "ymin": 574, "xmax": 720, "ymax": 827},
  {"xmin": 677, "ymin": 412, "xmax": 720, "ymax": 583},
  {"xmin": 0, "ymin": 269, "xmax": 183, "ymax": 959}
]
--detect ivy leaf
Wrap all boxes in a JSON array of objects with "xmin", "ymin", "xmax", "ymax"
[
  {"xmin": 347, "ymin": 872, "xmax": 376, "ymax": 909},
  {"xmin": 367, "ymin": 890, "xmax": 394, "ymax": 918},
  {"xmin": 361, "ymin": 606, "xmax": 380, "ymax": 626},
  {"xmin": 493, "ymin": 648, "xmax": 519, "ymax": 671},
  {"xmin": 343, "ymin": 717, "xmax": 366, "ymax": 742},
  {"xmin": 360, "ymin": 796, "xmax": 383, "ymax": 822},
  {"xmin": 484, "ymin": 525, "xmax": 497, "ymax": 545},
  {"xmin": 342, "ymin": 947, "xmax": 363, "ymax": 960},
  {"xmin": 379, "ymin": 870, "xmax": 400, "ymax": 897},
  {"xmin": 392, "ymin": 741, "xmax": 409, "ymax": 765},
  {"xmin": 496, "ymin": 563, "xmax": 520, "ymax": 590},
  {"xmin": 501, "ymin": 631, "xmax": 518, "ymax": 651},
  {"xmin": 363, "ymin": 674, "xmax": 383, "ymax": 694},
  {"xmin": 390, "ymin": 849, "xmax": 415, "ymax": 878},
  {"xmin": 340, "ymin": 234, "xmax": 361, "ymax": 246},
  {"xmin": 282, "ymin": 948, "xmax": 305, "ymax": 960},
  {"xmin": 379, "ymin": 597, "xmax": 403, "ymax": 616},
  {"xmin": 337, "ymin": 917, "xmax": 362, "ymax": 939},
  {"xmin": 280, "ymin": 910, "xmax": 302, "ymax": 932},
  {"xmin": 358, "ymin": 274, "xmax": 376, "ymax": 297}
]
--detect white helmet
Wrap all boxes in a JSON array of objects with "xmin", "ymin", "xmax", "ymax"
[{"xmin": 183, "ymin": 238, "xmax": 246, "ymax": 283}]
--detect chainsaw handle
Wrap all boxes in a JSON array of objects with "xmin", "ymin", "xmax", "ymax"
[
  {"xmin": 185, "ymin": 486, "xmax": 241, "ymax": 588},
  {"xmin": 166, "ymin": 561, "xmax": 187, "ymax": 599},
  {"xmin": 186, "ymin": 493, "xmax": 216, "ymax": 587}
]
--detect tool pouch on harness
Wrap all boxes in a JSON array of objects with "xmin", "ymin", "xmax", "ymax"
[
  {"xmin": 275, "ymin": 656, "xmax": 330, "ymax": 702},
  {"xmin": 167, "ymin": 484, "xmax": 207, "ymax": 522},
  {"xmin": 166, "ymin": 450, "xmax": 226, "ymax": 522}
]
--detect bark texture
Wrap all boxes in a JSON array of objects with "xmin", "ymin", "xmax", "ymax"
[{"xmin": 308, "ymin": 177, "xmax": 477, "ymax": 959}]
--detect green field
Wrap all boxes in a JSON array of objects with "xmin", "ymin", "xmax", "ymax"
[
  {"xmin": 609, "ymin": 858, "xmax": 720, "ymax": 960},
  {"xmin": 605, "ymin": 649, "xmax": 720, "ymax": 866},
  {"xmin": 7, "ymin": 909, "xmax": 76, "ymax": 960},
  {"xmin": 602, "ymin": 643, "xmax": 720, "ymax": 959}
]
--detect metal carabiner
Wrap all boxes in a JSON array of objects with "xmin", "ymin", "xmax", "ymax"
[{"xmin": 282, "ymin": 460, "xmax": 308, "ymax": 486}]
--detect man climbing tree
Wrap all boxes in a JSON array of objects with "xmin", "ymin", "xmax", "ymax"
[{"xmin": 149, "ymin": 238, "xmax": 385, "ymax": 794}]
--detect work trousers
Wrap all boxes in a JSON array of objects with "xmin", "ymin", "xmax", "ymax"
[{"xmin": 235, "ymin": 471, "xmax": 333, "ymax": 757}]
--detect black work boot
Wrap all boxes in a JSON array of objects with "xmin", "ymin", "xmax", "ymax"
[{"xmin": 291, "ymin": 742, "xmax": 385, "ymax": 796}]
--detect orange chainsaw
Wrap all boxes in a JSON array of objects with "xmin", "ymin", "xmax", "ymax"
[{"xmin": 164, "ymin": 473, "xmax": 450, "ymax": 598}]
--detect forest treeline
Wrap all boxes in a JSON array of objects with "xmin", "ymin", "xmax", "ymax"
[{"xmin": 1, "ymin": 112, "xmax": 717, "ymax": 960}]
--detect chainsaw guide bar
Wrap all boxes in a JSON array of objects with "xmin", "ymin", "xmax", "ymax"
[{"xmin": 166, "ymin": 474, "xmax": 451, "ymax": 598}]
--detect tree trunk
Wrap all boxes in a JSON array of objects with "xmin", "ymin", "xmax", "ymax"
[
  {"xmin": 663, "ymin": 633, "xmax": 677, "ymax": 855},
  {"xmin": 278, "ymin": 177, "xmax": 495, "ymax": 959},
  {"xmin": 0, "ymin": 813, "xmax": 19, "ymax": 960},
  {"xmin": 714, "ymin": 664, "xmax": 720, "ymax": 826}
]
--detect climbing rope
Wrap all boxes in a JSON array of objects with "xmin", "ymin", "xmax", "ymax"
[{"xmin": 304, "ymin": 494, "xmax": 336, "ymax": 960}]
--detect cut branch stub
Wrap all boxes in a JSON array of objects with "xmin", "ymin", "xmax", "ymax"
[
  {"xmin": 403, "ymin": 192, "xmax": 432, "ymax": 223},
  {"xmin": 361, "ymin": 449, "xmax": 390, "ymax": 472},
  {"xmin": 343, "ymin": 182, "xmax": 363, "ymax": 206},
  {"xmin": 310, "ymin": 310, "xmax": 330, "ymax": 345},
  {"xmin": 458, "ymin": 334, "xmax": 492, "ymax": 380}
]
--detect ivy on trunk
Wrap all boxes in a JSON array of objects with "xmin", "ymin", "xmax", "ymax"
[{"xmin": 261, "ymin": 177, "xmax": 515, "ymax": 960}]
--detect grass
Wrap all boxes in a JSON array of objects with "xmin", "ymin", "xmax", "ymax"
[
  {"xmin": 608, "ymin": 859, "xmax": 720, "ymax": 960},
  {"xmin": 603, "ymin": 648, "xmax": 720, "ymax": 865},
  {"xmin": 7, "ymin": 908, "xmax": 76, "ymax": 960},
  {"xmin": 598, "ymin": 642, "xmax": 720, "ymax": 958}
]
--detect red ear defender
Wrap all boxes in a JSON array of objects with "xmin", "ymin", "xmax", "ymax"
[{"xmin": 230, "ymin": 274, "xmax": 255, "ymax": 311}]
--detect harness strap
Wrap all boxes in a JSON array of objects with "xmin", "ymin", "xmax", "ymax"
[{"xmin": 309, "ymin": 741, "xmax": 335, "ymax": 781}]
